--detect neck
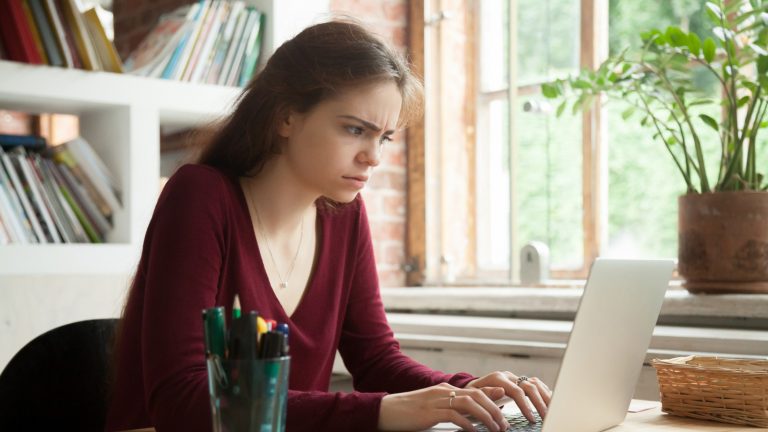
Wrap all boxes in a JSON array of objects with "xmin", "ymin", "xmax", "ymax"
[{"xmin": 241, "ymin": 157, "xmax": 317, "ymax": 235}]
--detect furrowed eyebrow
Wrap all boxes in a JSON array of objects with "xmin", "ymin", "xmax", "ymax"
[{"xmin": 338, "ymin": 115, "xmax": 395, "ymax": 135}]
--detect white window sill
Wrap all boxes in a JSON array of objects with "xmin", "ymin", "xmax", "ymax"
[{"xmin": 381, "ymin": 287, "xmax": 768, "ymax": 328}]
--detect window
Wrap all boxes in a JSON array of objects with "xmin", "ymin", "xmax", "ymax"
[{"xmin": 418, "ymin": 0, "xmax": 722, "ymax": 285}]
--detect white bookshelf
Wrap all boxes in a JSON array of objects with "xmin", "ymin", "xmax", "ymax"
[
  {"xmin": 0, "ymin": 0, "xmax": 330, "ymax": 371},
  {"xmin": 0, "ymin": 59, "xmax": 240, "ymax": 275}
]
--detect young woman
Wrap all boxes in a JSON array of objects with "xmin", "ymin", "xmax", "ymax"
[{"xmin": 106, "ymin": 20, "xmax": 551, "ymax": 432}]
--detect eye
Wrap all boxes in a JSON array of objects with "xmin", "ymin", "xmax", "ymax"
[
  {"xmin": 379, "ymin": 135, "xmax": 393, "ymax": 145},
  {"xmin": 345, "ymin": 125, "xmax": 365, "ymax": 136}
]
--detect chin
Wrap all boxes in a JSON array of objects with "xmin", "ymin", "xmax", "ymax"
[{"xmin": 324, "ymin": 191, "xmax": 359, "ymax": 204}]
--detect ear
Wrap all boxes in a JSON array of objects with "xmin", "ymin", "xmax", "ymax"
[{"xmin": 276, "ymin": 110, "xmax": 297, "ymax": 139}]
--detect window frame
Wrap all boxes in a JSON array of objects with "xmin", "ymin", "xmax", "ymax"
[{"xmin": 407, "ymin": 0, "xmax": 609, "ymax": 285}]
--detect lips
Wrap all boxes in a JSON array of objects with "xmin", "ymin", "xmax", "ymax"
[{"xmin": 342, "ymin": 175, "xmax": 369, "ymax": 189}]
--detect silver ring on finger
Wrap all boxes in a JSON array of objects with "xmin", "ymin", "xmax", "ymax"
[
  {"xmin": 449, "ymin": 390, "xmax": 456, "ymax": 409},
  {"xmin": 516, "ymin": 375, "xmax": 529, "ymax": 386}
]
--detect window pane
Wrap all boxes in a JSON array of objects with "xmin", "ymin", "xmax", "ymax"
[
  {"xmin": 517, "ymin": 0, "xmax": 580, "ymax": 86},
  {"xmin": 606, "ymin": 0, "xmax": 719, "ymax": 259},
  {"xmin": 479, "ymin": 0, "xmax": 509, "ymax": 92},
  {"xmin": 477, "ymin": 99, "xmax": 510, "ymax": 270},
  {"xmin": 515, "ymin": 100, "xmax": 583, "ymax": 269}
]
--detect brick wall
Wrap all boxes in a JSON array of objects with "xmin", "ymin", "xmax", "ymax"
[{"xmin": 113, "ymin": 0, "xmax": 410, "ymax": 286}]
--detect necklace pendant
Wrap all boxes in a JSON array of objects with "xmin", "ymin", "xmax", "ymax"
[{"xmin": 279, "ymin": 282, "xmax": 288, "ymax": 289}]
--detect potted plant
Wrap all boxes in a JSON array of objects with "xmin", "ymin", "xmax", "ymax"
[{"xmin": 542, "ymin": 0, "xmax": 768, "ymax": 293}]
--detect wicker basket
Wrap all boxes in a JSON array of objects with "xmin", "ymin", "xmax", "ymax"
[{"xmin": 652, "ymin": 356, "xmax": 768, "ymax": 427}]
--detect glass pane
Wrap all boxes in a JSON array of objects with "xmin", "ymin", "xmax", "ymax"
[
  {"xmin": 606, "ymin": 0, "xmax": 719, "ymax": 259},
  {"xmin": 514, "ymin": 100, "xmax": 583, "ymax": 269},
  {"xmin": 517, "ymin": 0, "xmax": 580, "ymax": 86},
  {"xmin": 479, "ymin": 0, "xmax": 509, "ymax": 92},
  {"xmin": 477, "ymin": 99, "xmax": 511, "ymax": 270}
]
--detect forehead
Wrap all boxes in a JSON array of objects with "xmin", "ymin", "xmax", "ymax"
[{"xmin": 320, "ymin": 81, "xmax": 402, "ymax": 127}]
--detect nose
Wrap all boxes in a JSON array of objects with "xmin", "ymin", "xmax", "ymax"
[{"xmin": 358, "ymin": 141, "xmax": 382, "ymax": 167}]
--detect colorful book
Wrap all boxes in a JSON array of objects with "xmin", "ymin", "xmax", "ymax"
[
  {"xmin": 204, "ymin": 1, "xmax": 244, "ymax": 84},
  {"xmin": 238, "ymin": 10, "xmax": 264, "ymax": 87},
  {"xmin": 28, "ymin": 0, "xmax": 64, "ymax": 67},
  {"xmin": 124, "ymin": 4, "xmax": 195, "ymax": 77},
  {"xmin": 0, "ymin": 134, "xmax": 47, "ymax": 151},
  {"xmin": 226, "ymin": 8, "xmax": 257, "ymax": 87},
  {"xmin": 48, "ymin": 145, "xmax": 113, "ymax": 221},
  {"xmin": 59, "ymin": 0, "xmax": 101, "ymax": 70},
  {"xmin": 182, "ymin": 0, "xmax": 219, "ymax": 82},
  {"xmin": 64, "ymin": 137, "xmax": 121, "ymax": 210},
  {"xmin": 55, "ymin": 161, "xmax": 110, "ymax": 238},
  {"xmin": 11, "ymin": 149, "xmax": 60, "ymax": 243},
  {"xmin": 0, "ymin": 0, "xmax": 45, "ymax": 64},
  {"xmin": 217, "ymin": 5, "xmax": 248, "ymax": 86},
  {"xmin": 189, "ymin": 0, "xmax": 227, "ymax": 83},
  {"xmin": 0, "ymin": 177, "xmax": 26, "ymax": 243},
  {"xmin": 0, "ymin": 150, "xmax": 36, "ymax": 242},
  {"xmin": 46, "ymin": 159, "xmax": 100, "ymax": 243},
  {"xmin": 21, "ymin": 0, "xmax": 50, "ymax": 64},
  {"xmin": 161, "ymin": 0, "xmax": 207, "ymax": 79},
  {"xmin": 43, "ymin": 0, "xmax": 75, "ymax": 68},
  {"xmin": 32, "ymin": 155, "xmax": 76, "ymax": 242},
  {"xmin": 83, "ymin": 7, "xmax": 123, "ymax": 73},
  {"xmin": 0, "ymin": 147, "xmax": 44, "ymax": 243}
]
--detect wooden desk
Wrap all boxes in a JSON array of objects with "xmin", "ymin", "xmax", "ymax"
[
  {"xmin": 124, "ymin": 401, "xmax": 768, "ymax": 431},
  {"xmin": 615, "ymin": 403, "xmax": 767, "ymax": 431},
  {"xmin": 427, "ymin": 401, "xmax": 768, "ymax": 431}
]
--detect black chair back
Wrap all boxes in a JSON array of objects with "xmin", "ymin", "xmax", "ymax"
[{"xmin": 0, "ymin": 318, "xmax": 118, "ymax": 431}]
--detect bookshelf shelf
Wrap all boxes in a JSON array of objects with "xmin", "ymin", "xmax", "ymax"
[{"xmin": 0, "ymin": 59, "xmax": 240, "ymax": 275}]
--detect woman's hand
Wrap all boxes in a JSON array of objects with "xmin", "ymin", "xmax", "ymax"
[
  {"xmin": 465, "ymin": 372, "xmax": 552, "ymax": 423},
  {"xmin": 378, "ymin": 382, "xmax": 510, "ymax": 432}
]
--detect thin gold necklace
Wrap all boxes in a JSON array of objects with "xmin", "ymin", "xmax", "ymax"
[{"xmin": 248, "ymin": 191, "xmax": 304, "ymax": 290}]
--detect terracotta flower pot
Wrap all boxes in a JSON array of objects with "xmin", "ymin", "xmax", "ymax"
[{"xmin": 678, "ymin": 192, "xmax": 768, "ymax": 294}]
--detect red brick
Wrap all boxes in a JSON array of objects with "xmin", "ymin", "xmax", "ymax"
[
  {"xmin": 377, "ymin": 268, "xmax": 405, "ymax": 287},
  {"xmin": 383, "ymin": 194, "xmax": 406, "ymax": 217},
  {"xmin": 383, "ymin": 1, "xmax": 407, "ymax": 23},
  {"xmin": 369, "ymin": 170, "xmax": 405, "ymax": 191}
]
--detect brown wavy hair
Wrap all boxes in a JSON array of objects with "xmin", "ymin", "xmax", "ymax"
[{"xmin": 197, "ymin": 19, "xmax": 423, "ymax": 177}]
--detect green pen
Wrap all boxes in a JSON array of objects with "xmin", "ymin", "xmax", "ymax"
[{"xmin": 202, "ymin": 306, "xmax": 227, "ymax": 358}]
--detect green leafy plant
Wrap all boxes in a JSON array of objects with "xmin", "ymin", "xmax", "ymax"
[{"xmin": 542, "ymin": 0, "xmax": 768, "ymax": 193}]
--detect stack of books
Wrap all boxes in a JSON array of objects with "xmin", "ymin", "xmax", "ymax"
[
  {"xmin": 0, "ymin": 0, "xmax": 122, "ymax": 72},
  {"xmin": 124, "ymin": 0, "xmax": 266, "ymax": 87},
  {"xmin": 0, "ymin": 135, "xmax": 122, "ymax": 244}
]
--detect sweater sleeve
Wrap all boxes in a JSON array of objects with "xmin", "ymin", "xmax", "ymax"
[
  {"xmin": 337, "ymin": 198, "xmax": 476, "ymax": 395},
  {"xmin": 140, "ymin": 166, "xmax": 227, "ymax": 431}
]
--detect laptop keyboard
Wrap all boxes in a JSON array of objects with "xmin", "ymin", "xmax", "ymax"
[{"xmin": 462, "ymin": 412, "xmax": 543, "ymax": 432}]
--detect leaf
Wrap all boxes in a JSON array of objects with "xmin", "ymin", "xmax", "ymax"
[
  {"xmin": 700, "ymin": 114, "xmax": 720, "ymax": 131},
  {"xmin": 737, "ymin": 95, "xmax": 751, "ymax": 107},
  {"xmin": 541, "ymin": 83, "xmax": 559, "ymax": 98},
  {"xmin": 688, "ymin": 33, "xmax": 702, "ymax": 57},
  {"xmin": 750, "ymin": 44, "xmax": 768, "ymax": 56},
  {"xmin": 621, "ymin": 107, "xmax": 635, "ymax": 120},
  {"xmin": 703, "ymin": 38, "xmax": 717, "ymax": 62},
  {"xmin": 556, "ymin": 100, "xmax": 567, "ymax": 117},
  {"xmin": 666, "ymin": 135, "xmax": 678, "ymax": 145},
  {"xmin": 572, "ymin": 79, "xmax": 592, "ymax": 89},
  {"xmin": 666, "ymin": 26, "xmax": 689, "ymax": 47},
  {"xmin": 758, "ymin": 55, "xmax": 768, "ymax": 75},
  {"xmin": 705, "ymin": 2, "xmax": 724, "ymax": 24}
]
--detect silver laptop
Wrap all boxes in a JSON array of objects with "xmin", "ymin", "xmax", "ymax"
[{"xmin": 461, "ymin": 258, "xmax": 675, "ymax": 432}]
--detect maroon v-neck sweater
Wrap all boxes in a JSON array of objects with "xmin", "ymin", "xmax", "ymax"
[{"xmin": 105, "ymin": 164, "xmax": 474, "ymax": 432}]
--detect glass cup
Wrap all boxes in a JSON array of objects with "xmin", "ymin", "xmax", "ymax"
[{"xmin": 207, "ymin": 356, "xmax": 290, "ymax": 432}]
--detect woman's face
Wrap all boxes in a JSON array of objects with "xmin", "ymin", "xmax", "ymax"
[{"xmin": 278, "ymin": 80, "xmax": 403, "ymax": 203}]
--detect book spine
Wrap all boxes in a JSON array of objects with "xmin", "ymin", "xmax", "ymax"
[
  {"xmin": 16, "ymin": 152, "xmax": 62, "ymax": 243},
  {"xmin": 238, "ymin": 11, "xmax": 264, "ymax": 87},
  {"xmin": 1, "ymin": 151, "xmax": 44, "ymax": 242},
  {"xmin": 0, "ymin": 134, "xmax": 47, "ymax": 151},
  {"xmin": 217, "ymin": 5, "xmax": 247, "ymax": 86},
  {"xmin": 177, "ymin": 0, "xmax": 214, "ymax": 80},
  {"xmin": 45, "ymin": 159, "xmax": 96, "ymax": 243},
  {"xmin": 0, "ymin": 150, "xmax": 36, "ymax": 242},
  {"xmin": 21, "ymin": 0, "xmax": 50, "ymax": 64},
  {"xmin": 161, "ymin": 0, "xmax": 206, "ymax": 79},
  {"xmin": 60, "ymin": 0, "xmax": 100, "ymax": 70},
  {"xmin": 32, "ymin": 154, "xmax": 75, "ymax": 242},
  {"xmin": 190, "ymin": 1, "xmax": 227, "ymax": 83},
  {"xmin": 0, "ymin": 182, "xmax": 26, "ymax": 243},
  {"xmin": 43, "ymin": 0, "xmax": 75, "ymax": 68},
  {"xmin": 226, "ymin": 8, "xmax": 256, "ymax": 87},
  {"xmin": 28, "ymin": 0, "xmax": 64, "ymax": 67},
  {"xmin": 56, "ymin": 162, "xmax": 110, "ymax": 239},
  {"xmin": 0, "ymin": 0, "xmax": 44, "ymax": 64}
]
